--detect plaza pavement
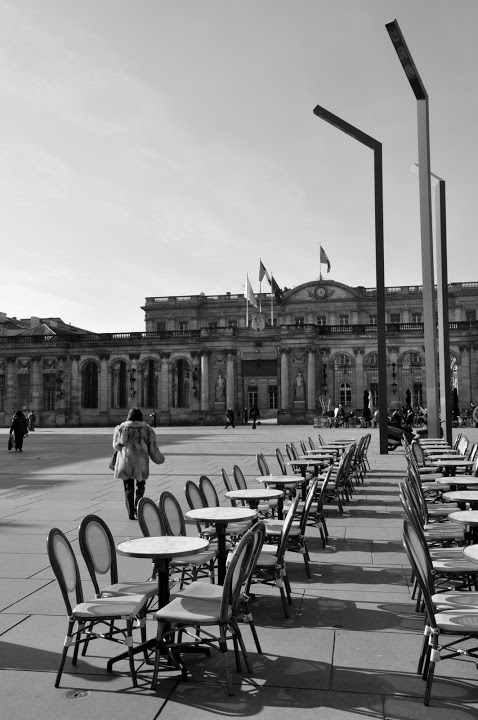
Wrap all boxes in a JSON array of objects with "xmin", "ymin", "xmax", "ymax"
[{"xmin": 1, "ymin": 423, "xmax": 478, "ymax": 719}]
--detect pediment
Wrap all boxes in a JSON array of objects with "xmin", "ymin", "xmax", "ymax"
[{"xmin": 282, "ymin": 281, "xmax": 361, "ymax": 303}]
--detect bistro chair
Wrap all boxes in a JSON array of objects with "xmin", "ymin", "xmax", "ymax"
[
  {"xmin": 78, "ymin": 514, "xmax": 158, "ymax": 631},
  {"xmin": 173, "ymin": 522, "xmax": 267, "ymax": 653},
  {"xmin": 137, "ymin": 496, "xmax": 166, "ymax": 538},
  {"xmin": 253, "ymin": 493, "xmax": 300, "ymax": 617},
  {"xmin": 402, "ymin": 519, "xmax": 478, "ymax": 705},
  {"xmin": 233, "ymin": 463, "xmax": 273, "ymax": 517},
  {"xmin": 46, "ymin": 527, "xmax": 147, "ymax": 688},
  {"xmin": 151, "ymin": 527, "xmax": 257, "ymax": 695},
  {"xmin": 158, "ymin": 491, "xmax": 217, "ymax": 586}
]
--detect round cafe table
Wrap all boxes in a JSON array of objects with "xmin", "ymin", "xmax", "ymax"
[
  {"xmin": 436, "ymin": 476, "xmax": 478, "ymax": 490},
  {"xmin": 108, "ymin": 535, "xmax": 210, "ymax": 671},
  {"xmin": 463, "ymin": 543, "xmax": 478, "ymax": 563},
  {"xmin": 225, "ymin": 488, "xmax": 283, "ymax": 511},
  {"xmin": 286, "ymin": 459, "xmax": 325, "ymax": 478},
  {"xmin": 430, "ymin": 459, "xmax": 474, "ymax": 477},
  {"xmin": 442, "ymin": 490, "xmax": 478, "ymax": 510},
  {"xmin": 448, "ymin": 510, "xmax": 478, "ymax": 543},
  {"xmin": 256, "ymin": 475, "xmax": 304, "ymax": 518},
  {"xmin": 300, "ymin": 453, "xmax": 335, "ymax": 462},
  {"xmin": 185, "ymin": 506, "xmax": 257, "ymax": 584}
]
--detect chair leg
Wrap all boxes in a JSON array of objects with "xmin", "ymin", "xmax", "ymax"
[
  {"xmin": 234, "ymin": 621, "xmax": 253, "ymax": 673},
  {"xmin": 125, "ymin": 619, "xmax": 138, "ymax": 687},
  {"xmin": 219, "ymin": 627, "xmax": 234, "ymax": 696},
  {"xmin": 54, "ymin": 619, "xmax": 74, "ymax": 687}
]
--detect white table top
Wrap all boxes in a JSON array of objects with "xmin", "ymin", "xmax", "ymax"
[
  {"xmin": 300, "ymin": 453, "xmax": 335, "ymax": 461},
  {"xmin": 430, "ymin": 459, "xmax": 473, "ymax": 467},
  {"xmin": 286, "ymin": 459, "xmax": 325, "ymax": 466},
  {"xmin": 436, "ymin": 476, "xmax": 478, "ymax": 486},
  {"xmin": 225, "ymin": 488, "xmax": 283, "ymax": 502},
  {"xmin": 256, "ymin": 475, "xmax": 301, "ymax": 485},
  {"xmin": 448, "ymin": 510, "xmax": 478, "ymax": 525},
  {"xmin": 185, "ymin": 506, "xmax": 257, "ymax": 524},
  {"xmin": 463, "ymin": 544, "xmax": 478, "ymax": 562},
  {"xmin": 424, "ymin": 449, "xmax": 460, "ymax": 455},
  {"xmin": 117, "ymin": 535, "xmax": 209, "ymax": 559},
  {"xmin": 442, "ymin": 491, "xmax": 478, "ymax": 502}
]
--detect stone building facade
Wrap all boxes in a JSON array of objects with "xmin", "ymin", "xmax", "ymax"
[{"xmin": 1, "ymin": 279, "xmax": 477, "ymax": 427}]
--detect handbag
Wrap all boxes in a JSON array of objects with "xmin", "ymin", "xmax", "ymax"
[
  {"xmin": 108, "ymin": 450, "xmax": 118, "ymax": 471},
  {"xmin": 8, "ymin": 435, "xmax": 13, "ymax": 451}
]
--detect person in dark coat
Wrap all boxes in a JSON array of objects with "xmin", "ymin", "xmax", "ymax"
[
  {"xmin": 250, "ymin": 403, "xmax": 260, "ymax": 430},
  {"xmin": 10, "ymin": 410, "xmax": 29, "ymax": 452},
  {"xmin": 225, "ymin": 408, "xmax": 235, "ymax": 429}
]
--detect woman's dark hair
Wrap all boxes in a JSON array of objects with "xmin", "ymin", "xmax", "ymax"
[
  {"xmin": 13, "ymin": 410, "xmax": 24, "ymax": 419},
  {"xmin": 126, "ymin": 408, "xmax": 143, "ymax": 421}
]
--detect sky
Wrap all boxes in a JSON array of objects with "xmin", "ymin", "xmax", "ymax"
[{"xmin": 1, "ymin": 0, "xmax": 477, "ymax": 333}]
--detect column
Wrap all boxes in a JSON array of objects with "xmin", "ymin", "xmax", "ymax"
[
  {"xmin": 5, "ymin": 358, "xmax": 16, "ymax": 417},
  {"xmin": 31, "ymin": 356, "xmax": 42, "ymax": 414},
  {"xmin": 459, "ymin": 345, "xmax": 471, "ymax": 408},
  {"xmin": 200, "ymin": 351, "xmax": 210, "ymax": 412},
  {"xmin": 226, "ymin": 351, "xmax": 235, "ymax": 410},
  {"xmin": 353, "ymin": 347, "xmax": 365, "ymax": 410},
  {"xmin": 388, "ymin": 345, "xmax": 399, "ymax": 410},
  {"xmin": 70, "ymin": 355, "xmax": 81, "ymax": 425},
  {"xmin": 99, "ymin": 355, "xmax": 109, "ymax": 414},
  {"xmin": 280, "ymin": 348, "xmax": 290, "ymax": 410},
  {"xmin": 160, "ymin": 353, "xmax": 170, "ymax": 413},
  {"xmin": 306, "ymin": 348, "xmax": 316, "ymax": 411},
  {"xmin": 128, "ymin": 354, "xmax": 139, "ymax": 408}
]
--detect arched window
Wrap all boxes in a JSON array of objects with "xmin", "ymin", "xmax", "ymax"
[
  {"xmin": 366, "ymin": 352, "xmax": 379, "ymax": 408},
  {"xmin": 172, "ymin": 359, "xmax": 191, "ymax": 408},
  {"xmin": 111, "ymin": 360, "xmax": 128, "ymax": 409},
  {"xmin": 82, "ymin": 361, "xmax": 98, "ymax": 408},
  {"xmin": 400, "ymin": 352, "xmax": 423, "ymax": 407},
  {"xmin": 339, "ymin": 382, "xmax": 352, "ymax": 405},
  {"xmin": 334, "ymin": 354, "xmax": 352, "ymax": 406},
  {"xmin": 141, "ymin": 359, "xmax": 158, "ymax": 408}
]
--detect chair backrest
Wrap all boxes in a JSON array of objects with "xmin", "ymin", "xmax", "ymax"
[
  {"xmin": 467, "ymin": 443, "xmax": 478, "ymax": 463},
  {"xmin": 242, "ymin": 521, "xmax": 266, "ymax": 593},
  {"xmin": 458, "ymin": 435, "xmax": 469, "ymax": 456},
  {"xmin": 221, "ymin": 468, "xmax": 236, "ymax": 506},
  {"xmin": 453, "ymin": 433, "xmax": 463, "ymax": 450},
  {"xmin": 158, "ymin": 491, "xmax": 186, "ymax": 536},
  {"xmin": 79, "ymin": 514, "xmax": 118, "ymax": 596},
  {"xmin": 184, "ymin": 480, "xmax": 208, "ymax": 534},
  {"xmin": 308, "ymin": 437, "xmax": 316, "ymax": 450},
  {"xmin": 410, "ymin": 440, "xmax": 426, "ymax": 468},
  {"xmin": 299, "ymin": 478, "xmax": 319, "ymax": 534},
  {"xmin": 219, "ymin": 529, "xmax": 255, "ymax": 622},
  {"xmin": 401, "ymin": 519, "xmax": 436, "ymax": 620},
  {"xmin": 233, "ymin": 464, "xmax": 247, "ymax": 490},
  {"xmin": 285, "ymin": 444, "xmax": 294, "ymax": 461},
  {"xmin": 256, "ymin": 453, "xmax": 270, "ymax": 476},
  {"xmin": 276, "ymin": 447, "xmax": 288, "ymax": 475},
  {"xmin": 47, "ymin": 527, "xmax": 84, "ymax": 616},
  {"xmin": 137, "ymin": 496, "xmax": 165, "ymax": 537},
  {"xmin": 276, "ymin": 494, "xmax": 301, "ymax": 560},
  {"xmin": 300, "ymin": 440, "xmax": 308, "ymax": 454},
  {"xmin": 290, "ymin": 443, "xmax": 299, "ymax": 460},
  {"xmin": 317, "ymin": 434, "xmax": 324, "ymax": 446},
  {"xmin": 199, "ymin": 475, "xmax": 220, "ymax": 507}
]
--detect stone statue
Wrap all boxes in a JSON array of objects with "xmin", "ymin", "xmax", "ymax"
[
  {"xmin": 294, "ymin": 371, "xmax": 305, "ymax": 401},
  {"xmin": 215, "ymin": 373, "xmax": 225, "ymax": 402}
]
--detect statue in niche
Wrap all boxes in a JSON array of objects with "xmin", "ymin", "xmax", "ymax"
[
  {"xmin": 215, "ymin": 373, "xmax": 226, "ymax": 402},
  {"xmin": 294, "ymin": 371, "xmax": 305, "ymax": 401}
]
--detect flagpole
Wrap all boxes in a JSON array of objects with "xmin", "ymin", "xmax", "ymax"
[
  {"xmin": 246, "ymin": 273, "xmax": 249, "ymax": 328},
  {"xmin": 259, "ymin": 259, "xmax": 262, "ymax": 312},
  {"xmin": 270, "ymin": 271, "xmax": 274, "ymax": 325},
  {"xmin": 319, "ymin": 243, "xmax": 322, "ymax": 281}
]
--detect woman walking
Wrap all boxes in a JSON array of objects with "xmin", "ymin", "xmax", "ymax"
[
  {"xmin": 113, "ymin": 408, "xmax": 165, "ymax": 520},
  {"xmin": 10, "ymin": 410, "xmax": 29, "ymax": 452}
]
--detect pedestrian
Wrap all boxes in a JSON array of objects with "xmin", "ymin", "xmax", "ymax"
[
  {"xmin": 10, "ymin": 410, "xmax": 29, "ymax": 452},
  {"xmin": 27, "ymin": 409, "xmax": 36, "ymax": 431},
  {"xmin": 113, "ymin": 408, "xmax": 165, "ymax": 520},
  {"xmin": 225, "ymin": 408, "xmax": 235, "ymax": 429},
  {"xmin": 150, "ymin": 410, "xmax": 157, "ymax": 427},
  {"xmin": 250, "ymin": 403, "xmax": 260, "ymax": 430}
]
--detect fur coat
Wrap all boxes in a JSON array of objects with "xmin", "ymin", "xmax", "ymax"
[{"xmin": 113, "ymin": 420, "xmax": 164, "ymax": 482}]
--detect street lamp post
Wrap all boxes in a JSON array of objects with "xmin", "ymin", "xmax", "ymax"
[
  {"xmin": 312, "ymin": 105, "xmax": 388, "ymax": 454},
  {"xmin": 386, "ymin": 19, "xmax": 440, "ymax": 439}
]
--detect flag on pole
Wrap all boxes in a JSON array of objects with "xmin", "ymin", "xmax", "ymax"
[
  {"xmin": 244, "ymin": 276, "xmax": 258, "ymax": 308},
  {"xmin": 320, "ymin": 246, "xmax": 331, "ymax": 273},
  {"xmin": 259, "ymin": 260, "xmax": 271, "ymax": 284},
  {"xmin": 271, "ymin": 276, "xmax": 283, "ymax": 305}
]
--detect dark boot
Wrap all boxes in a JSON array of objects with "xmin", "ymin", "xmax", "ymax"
[
  {"xmin": 135, "ymin": 481, "xmax": 146, "ymax": 512},
  {"xmin": 123, "ymin": 479, "xmax": 135, "ymax": 520}
]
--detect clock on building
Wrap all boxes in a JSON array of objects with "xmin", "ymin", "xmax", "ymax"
[
  {"xmin": 315, "ymin": 286, "xmax": 327, "ymax": 299},
  {"xmin": 251, "ymin": 313, "xmax": 266, "ymax": 331}
]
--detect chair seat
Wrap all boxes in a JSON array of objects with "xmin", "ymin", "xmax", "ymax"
[
  {"xmin": 156, "ymin": 596, "xmax": 230, "ymax": 624},
  {"xmin": 173, "ymin": 581, "xmax": 223, "ymax": 601},
  {"xmin": 73, "ymin": 594, "xmax": 147, "ymax": 619},
  {"xmin": 100, "ymin": 580, "xmax": 158, "ymax": 599},
  {"xmin": 432, "ymin": 558, "xmax": 478, "ymax": 574},
  {"xmin": 172, "ymin": 549, "xmax": 217, "ymax": 566},
  {"xmin": 432, "ymin": 592, "xmax": 478, "ymax": 609},
  {"xmin": 435, "ymin": 610, "xmax": 478, "ymax": 633}
]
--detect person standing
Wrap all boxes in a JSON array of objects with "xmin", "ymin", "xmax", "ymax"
[
  {"xmin": 10, "ymin": 410, "xmax": 29, "ymax": 452},
  {"xmin": 250, "ymin": 403, "xmax": 260, "ymax": 430},
  {"xmin": 225, "ymin": 408, "xmax": 235, "ymax": 429},
  {"xmin": 113, "ymin": 408, "xmax": 165, "ymax": 520},
  {"xmin": 149, "ymin": 410, "xmax": 157, "ymax": 427},
  {"xmin": 27, "ymin": 409, "xmax": 36, "ymax": 431}
]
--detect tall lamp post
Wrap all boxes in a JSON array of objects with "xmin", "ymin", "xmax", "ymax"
[
  {"xmin": 313, "ymin": 105, "xmax": 388, "ymax": 454},
  {"xmin": 386, "ymin": 19, "xmax": 440, "ymax": 439}
]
